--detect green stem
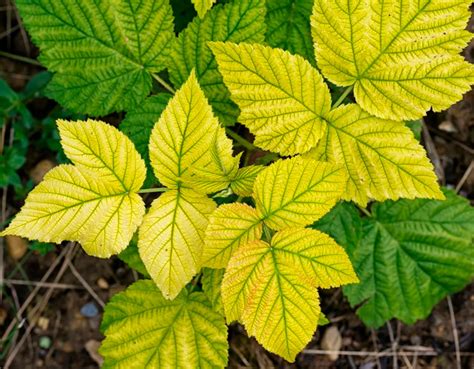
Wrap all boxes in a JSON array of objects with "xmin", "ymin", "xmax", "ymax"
[
  {"xmin": 138, "ymin": 187, "xmax": 167, "ymax": 194},
  {"xmin": 225, "ymin": 128, "xmax": 257, "ymax": 151},
  {"xmin": 0, "ymin": 51, "xmax": 42, "ymax": 67},
  {"xmin": 152, "ymin": 73, "xmax": 176, "ymax": 94},
  {"xmin": 357, "ymin": 204, "xmax": 371, "ymax": 217},
  {"xmin": 333, "ymin": 85, "xmax": 354, "ymax": 108}
]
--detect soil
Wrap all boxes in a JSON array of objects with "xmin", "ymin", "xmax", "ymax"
[{"xmin": 1, "ymin": 1, "xmax": 473, "ymax": 368}]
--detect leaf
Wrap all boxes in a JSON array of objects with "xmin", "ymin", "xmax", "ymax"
[
  {"xmin": 343, "ymin": 190, "xmax": 474, "ymax": 328},
  {"xmin": 138, "ymin": 189, "xmax": 216, "ymax": 299},
  {"xmin": 254, "ymin": 156, "xmax": 346, "ymax": 230},
  {"xmin": 1, "ymin": 120, "xmax": 146, "ymax": 257},
  {"xmin": 191, "ymin": 0, "xmax": 217, "ymax": 18},
  {"xmin": 168, "ymin": 0, "xmax": 266, "ymax": 125},
  {"xmin": 149, "ymin": 72, "xmax": 236, "ymax": 192},
  {"xmin": 306, "ymin": 104, "xmax": 444, "ymax": 206},
  {"xmin": 311, "ymin": 0, "xmax": 474, "ymax": 120},
  {"xmin": 100, "ymin": 280, "xmax": 228, "ymax": 369},
  {"xmin": 266, "ymin": 0, "xmax": 315, "ymax": 63},
  {"xmin": 202, "ymin": 203, "xmax": 263, "ymax": 268},
  {"xmin": 211, "ymin": 42, "xmax": 331, "ymax": 155},
  {"xmin": 222, "ymin": 228, "xmax": 357, "ymax": 361},
  {"xmin": 120, "ymin": 94, "xmax": 172, "ymax": 186},
  {"xmin": 16, "ymin": 0, "xmax": 175, "ymax": 115},
  {"xmin": 202, "ymin": 267, "xmax": 225, "ymax": 313},
  {"xmin": 230, "ymin": 165, "xmax": 264, "ymax": 197},
  {"xmin": 118, "ymin": 237, "xmax": 150, "ymax": 277}
]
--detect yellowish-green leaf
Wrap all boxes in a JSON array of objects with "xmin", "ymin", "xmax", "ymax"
[
  {"xmin": 203, "ymin": 203, "xmax": 263, "ymax": 268},
  {"xmin": 222, "ymin": 228, "xmax": 356, "ymax": 361},
  {"xmin": 100, "ymin": 280, "xmax": 228, "ymax": 369},
  {"xmin": 1, "ymin": 120, "xmax": 146, "ymax": 257},
  {"xmin": 202, "ymin": 268, "xmax": 225, "ymax": 313},
  {"xmin": 138, "ymin": 189, "xmax": 216, "ymax": 299},
  {"xmin": 307, "ymin": 104, "xmax": 444, "ymax": 205},
  {"xmin": 230, "ymin": 165, "xmax": 264, "ymax": 197},
  {"xmin": 192, "ymin": 0, "xmax": 217, "ymax": 18},
  {"xmin": 254, "ymin": 156, "xmax": 346, "ymax": 230},
  {"xmin": 149, "ymin": 71, "xmax": 236, "ymax": 192},
  {"xmin": 312, "ymin": 0, "xmax": 474, "ymax": 120},
  {"xmin": 210, "ymin": 42, "xmax": 331, "ymax": 155}
]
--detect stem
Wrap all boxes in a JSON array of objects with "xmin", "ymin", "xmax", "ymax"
[
  {"xmin": 333, "ymin": 85, "xmax": 354, "ymax": 108},
  {"xmin": 225, "ymin": 128, "xmax": 257, "ymax": 151},
  {"xmin": 357, "ymin": 204, "xmax": 371, "ymax": 217},
  {"xmin": 0, "ymin": 50, "xmax": 42, "ymax": 66},
  {"xmin": 152, "ymin": 73, "xmax": 176, "ymax": 94},
  {"xmin": 138, "ymin": 187, "xmax": 167, "ymax": 194}
]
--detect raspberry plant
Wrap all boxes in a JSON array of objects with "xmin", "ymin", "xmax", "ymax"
[{"xmin": 2, "ymin": 0, "xmax": 474, "ymax": 366}]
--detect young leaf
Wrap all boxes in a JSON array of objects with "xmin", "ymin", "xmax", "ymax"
[
  {"xmin": 168, "ymin": 0, "xmax": 266, "ymax": 124},
  {"xmin": 222, "ymin": 228, "xmax": 357, "ymax": 361},
  {"xmin": 306, "ymin": 104, "xmax": 444, "ymax": 205},
  {"xmin": 191, "ymin": 0, "xmax": 217, "ymax": 18},
  {"xmin": 343, "ymin": 191, "xmax": 474, "ymax": 328},
  {"xmin": 229, "ymin": 165, "xmax": 264, "ymax": 197},
  {"xmin": 100, "ymin": 280, "xmax": 228, "ymax": 369},
  {"xmin": 203, "ymin": 203, "xmax": 263, "ymax": 268},
  {"xmin": 1, "ymin": 120, "xmax": 146, "ymax": 257},
  {"xmin": 138, "ymin": 189, "xmax": 216, "ymax": 299},
  {"xmin": 254, "ymin": 156, "xmax": 346, "ymax": 230},
  {"xmin": 16, "ymin": 0, "xmax": 176, "ymax": 116},
  {"xmin": 210, "ymin": 42, "xmax": 331, "ymax": 155},
  {"xmin": 202, "ymin": 267, "xmax": 225, "ymax": 313},
  {"xmin": 266, "ymin": 0, "xmax": 315, "ymax": 63},
  {"xmin": 149, "ymin": 72, "xmax": 236, "ymax": 192},
  {"xmin": 312, "ymin": 0, "xmax": 474, "ymax": 120}
]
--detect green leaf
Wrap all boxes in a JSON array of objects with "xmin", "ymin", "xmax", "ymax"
[
  {"xmin": 118, "ymin": 237, "xmax": 150, "ymax": 277},
  {"xmin": 202, "ymin": 267, "xmax": 224, "ymax": 313},
  {"xmin": 168, "ymin": 0, "xmax": 266, "ymax": 125},
  {"xmin": 191, "ymin": 0, "xmax": 217, "ymax": 18},
  {"xmin": 312, "ymin": 0, "xmax": 474, "ymax": 120},
  {"xmin": 266, "ymin": 0, "xmax": 315, "ymax": 63},
  {"xmin": 16, "ymin": 0, "xmax": 175, "ymax": 115},
  {"xmin": 100, "ymin": 280, "xmax": 228, "ymax": 369},
  {"xmin": 343, "ymin": 190, "xmax": 474, "ymax": 327}
]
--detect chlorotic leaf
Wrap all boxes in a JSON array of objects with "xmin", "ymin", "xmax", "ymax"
[
  {"xmin": 168, "ymin": 0, "xmax": 266, "ymax": 124},
  {"xmin": 120, "ymin": 94, "xmax": 172, "ymax": 186},
  {"xmin": 222, "ymin": 228, "xmax": 356, "ymax": 361},
  {"xmin": 202, "ymin": 267, "xmax": 225, "ymax": 313},
  {"xmin": 266, "ymin": 0, "xmax": 315, "ymax": 63},
  {"xmin": 203, "ymin": 203, "xmax": 263, "ymax": 268},
  {"xmin": 343, "ymin": 190, "xmax": 474, "ymax": 328},
  {"xmin": 16, "ymin": 0, "xmax": 176, "ymax": 116},
  {"xmin": 1, "ymin": 120, "xmax": 146, "ymax": 257},
  {"xmin": 230, "ymin": 165, "xmax": 264, "ymax": 197},
  {"xmin": 312, "ymin": 0, "xmax": 474, "ymax": 120},
  {"xmin": 191, "ymin": 0, "xmax": 217, "ymax": 18},
  {"xmin": 138, "ymin": 189, "xmax": 216, "ymax": 299},
  {"xmin": 210, "ymin": 42, "xmax": 331, "ymax": 155},
  {"xmin": 100, "ymin": 280, "xmax": 228, "ymax": 369},
  {"xmin": 254, "ymin": 156, "xmax": 346, "ymax": 230},
  {"xmin": 307, "ymin": 104, "xmax": 444, "ymax": 205}
]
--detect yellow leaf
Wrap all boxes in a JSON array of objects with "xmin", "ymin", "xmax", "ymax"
[
  {"xmin": 191, "ymin": 0, "xmax": 217, "ymax": 18},
  {"xmin": 1, "ymin": 120, "xmax": 146, "ymax": 257},
  {"xmin": 138, "ymin": 189, "xmax": 216, "ymax": 299},
  {"xmin": 222, "ymin": 227, "xmax": 356, "ymax": 361},
  {"xmin": 254, "ymin": 156, "xmax": 346, "ymax": 230},
  {"xmin": 230, "ymin": 165, "xmax": 264, "ymax": 197},
  {"xmin": 203, "ymin": 203, "xmax": 262, "ymax": 268},
  {"xmin": 307, "ymin": 104, "xmax": 444, "ymax": 205},
  {"xmin": 210, "ymin": 42, "xmax": 331, "ymax": 155},
  {"xmin": 312, "ymin": 0, "xmax": 474, "ymax": 120}
]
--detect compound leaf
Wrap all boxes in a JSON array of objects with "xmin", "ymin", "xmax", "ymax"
[
  {"xmin": 222, "ymin": 228, "xmax": 356, "ymax": 361},
  {"xmin": 307, "ymin": 104, "xmax": 444, "ymax": 205},
  {"xmin": 100, "ymin": 280, "xmax": 228, "ymax": 369},
  {"xmin": 343, "ymin": 191, "xmax": 474, "ymax": 327},
  {"xmin": 203, "ymin": 203, "xmax": 263, "ymax": 268},
  {"xmin": 1, "ymin": 120, "xmax": 146, "ymax": 257},
  {"xmin": 312, "ymin": 0, "xmax": 474, "ymax": 120},
  {"xmin": 16, "ymin": 0, "xmax": 176, "ymax": 116},
  {"xmin": 191, "ymin": 0, "xmax": 217, "ymax": 18},
  {"xmin": 138, "ymin": 189, "xmax": 216, "ymax": 299},
  {"xmin": 254, "ymin": 156, "xmax": 346, "ymax": 230},
  {"xmin": 168, "ymin": 0, "xmax": 266, "ymax": 124},
  {"xmin": 211, "ymin": 42, "xmax": 331, "ymax": 155}
]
